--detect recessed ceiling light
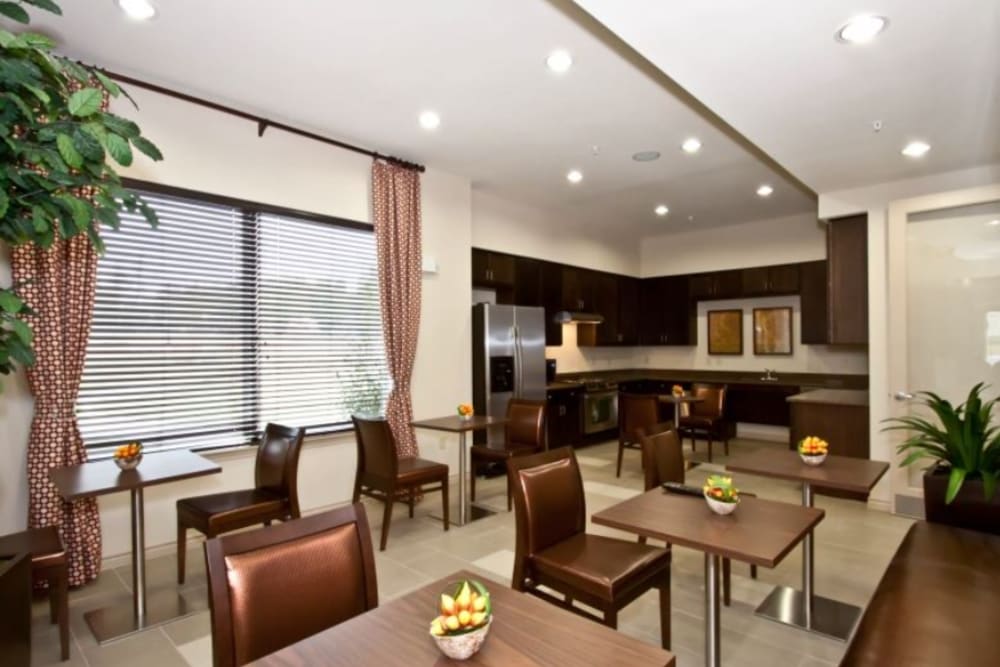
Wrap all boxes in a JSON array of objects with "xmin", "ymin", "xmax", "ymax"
[
  {"xmin": 681, "ymin": 138, "xmax": 702, "ymax": 154},
  {"xmin": 901, "ymin": 141, "xmax": 931, "ymax": 158},
  {"xmin": 632, "ymin": 151, "xmax": 661, "ymax": 162},
  {"xmin": 546, "ymin": 50, "xmax": 573, "ymax": 74},
  {"xmin": 566, "ymin": 169, "xmax": 583, "ymax": 184},
  {"xmin": 418, "ymin": 110, "xmax": 441, "ymax": 130},
  {"xmin": 836, "ymin": 15, "xmax": 888, "ymax": 44},
  {"xmin": 654, "ymin": 205, "xmax": 669, "ymax": 217},
  {"xmin": 987, "ymin": 219, "xmax": 1000, "ymax": 227},
  {"xmin": 756, "ymin": 184, "xmax": 774, "ymax": 197},
  {"xmin": 116, "ymin": 0, "xmax": 157, "ymax": 20}
]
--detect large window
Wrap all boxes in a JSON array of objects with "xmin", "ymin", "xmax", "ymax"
[{"xmin": 77, "ymin": 182, "xmax": 389, "ymax": 454}]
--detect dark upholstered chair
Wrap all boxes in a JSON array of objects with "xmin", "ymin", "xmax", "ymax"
[
  {"xmin": 507, "ymin": 447, "xmax": 672, "ymax": 649},
  {"xmin": 638, "ymin": 424, "xmax": 757, "ymax": 605},
  {"xmin": 617, "ymin": 394, "xmax": 661, "ymax": 477},
  {"xmin": 177, "ymin": 423, "xmax": 306, "ymax": 584},
  {"xmin": 352, "ymin": 416, "xmax": 449, "ymax": 551},
  {"xmin": 0, "ymin": 526, "xmax": 69, "ymax": 661},
  {"xmin": 679, "ymin": 384, "xmax": 732, "ymax": 462},
  {"xmin": 470, "ymin": 399, "xmax": 546, "ymax": 511},
  {"xmin": 204, "ymin": 504, "xmax": 378, "ymax": 667}
]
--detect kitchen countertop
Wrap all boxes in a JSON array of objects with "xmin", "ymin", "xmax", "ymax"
[
  {"xmin": 546, "ymin": 381, "xmax": 581, "ymax": 392},
  {"xmin": 786, "ymin": 388, "xmax": 869, "ymax": 406},
  {"xmin": 553, "ymin": 368, "xmax": 868, "ymax": 390}
]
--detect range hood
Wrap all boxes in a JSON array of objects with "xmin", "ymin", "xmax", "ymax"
[{"xmin": 553, "ymin": 311, "xmax": 605, "ymax": 324}]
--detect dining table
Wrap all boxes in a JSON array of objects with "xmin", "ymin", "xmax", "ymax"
[
  {"xmin": 592, "ymin": 488, "xmax": 823, "ymax": 667},
  {"xmin": 410, "ymin": 415, "xmax": 508, "ymax": 526},
  {"xmin": 49, "ymin": 449, "xmax": 221, "ymax": 643},
  {"xmin": 249, "ymin": 569, "xmax": 675, "ymax": 666},
  {"xmin": 658, "ymin": 393, "xmax": 704, "ymax": 429},
  {"xmin": 726, "ymin": 449, "xmax": 889, "ymax": 641}
]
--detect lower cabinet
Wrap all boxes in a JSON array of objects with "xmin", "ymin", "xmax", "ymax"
[
  {"xmin": 725, "ymin": 384, "xmax": 799, "ymax": 426},
  {"xmin": 546, "ymin": 388, "xmax": 582, "ymax": 449}
]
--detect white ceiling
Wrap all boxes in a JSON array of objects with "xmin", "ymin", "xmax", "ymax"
[
  {"xmin": 574, "ymin": 0, "xmax": 1000, "ymax": 194},
  {"xmin": 19, "ymin": 0, "xmax": 816, "ymax": 237}
]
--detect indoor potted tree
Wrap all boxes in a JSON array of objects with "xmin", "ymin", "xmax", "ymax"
[
  {"xmin": 885, "ymin": 383, "xmax": 1000, "ymax": 534},
  {"xmin": 0, "ymin": 0, "xmax": 161, "ymax": 385}
]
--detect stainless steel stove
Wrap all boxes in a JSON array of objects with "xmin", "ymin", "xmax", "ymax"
[{"xmin": 566, "ymin": 377, "xmax": 620, "ymax": 434}]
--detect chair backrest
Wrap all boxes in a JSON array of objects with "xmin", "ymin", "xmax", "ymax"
[
  {"xmin": 620, "ymin": 393, "xmax": 661, "ymax": 443},
  {"xmin": 254, "ymin": 424, "xmax": 306, "ymax": 512},
  {"xmin": 691, "ymin": 384, "xmax": 726, "ymax": 419},
  {"xmin": 351, "ymin": 416, "xmax": 399, "ymax": 480},
  {"xmin": 505, "ymin": 399, "xmax": 546, "ymax": 449},
  {"xmin": 639, "ymin": 428, "xmax": 686, "ymax": 491},
  {"xmin": 507, "ymin": 447, "xmax": 586, "ymax": 569},
  {"xmin": 205, "ymin": 504, "xmax": 378, "ymax": 667}
]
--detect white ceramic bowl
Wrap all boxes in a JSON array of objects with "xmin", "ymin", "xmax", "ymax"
[
  {"xmin": 431, "ymin": 617, "xmax": 492, "ymax": 660},
  {"xmin": 114, "ymin": 454, "xmax": 142, "ymax": 471},
  {"xmin": 800, "ymin": 453, "xmax": 827, "ymax": 466},
  {"xmin": 704, "ymin": 494, "xmax": 738, "ymax": 516}
]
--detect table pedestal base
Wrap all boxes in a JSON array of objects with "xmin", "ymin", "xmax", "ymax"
[
  {"xmin": 431, "ymin": 502, "xmax": 496, "ymax": 526},
  {"xmin": 85, "ymin": 588, "xmax": 208, "ymax": 644},
  {"xmin": 754, "ymin": 585, "xmax": 861, "ymax": 641}
]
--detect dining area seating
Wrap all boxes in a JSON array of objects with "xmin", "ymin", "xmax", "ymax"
[
  {"xmin": 469, "ymin": 398, "xmax": 546, "ymax": 511},
  {"xmin": 678, "ymin": 383, "xmax": 734, "ymax": 462},
  {"xmin": 617, "ymin": 393, "xmax": 662, "ymax": 477}
]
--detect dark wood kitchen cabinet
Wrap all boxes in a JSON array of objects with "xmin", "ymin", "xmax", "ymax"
[
  {"xmin": 561, "ymin": 266, "xmax": 598, "ymax": 312},
  {"xmin": 513, "ymin": 256, "xmax": 541, "ymax": 306},
  {"xmin": 827, "ymin": 214, "xmax": 868, "ymax": 344},
  {"xmin": 616, "ymin": 277, "xmax": 640, "ymax": 345},
  {"xmin": 741, "ymin": 264, "xmax": 800, "ymax": 296},
  {"xmin": 540, "ymin": 261, "xmax": 563, "ymax": 346},
  {"xmin": 639, "ymin": 276, "xmax": 695, "ymax": 345},
  {"xmin": 471, "ymin": 248, "xmax": 514, "ymax": 287},
  {"xmin": 689, "ymin": 269, "xmax": 742, "ymax": 301},
  {"xmin": 546, "ymin": 387, "xmax": 582, "ymax": 448},
  {"xmin": 799, "ymin": 260, "xmax": 828, "ymax": 345},
  {"xmin": 725, "ymin": 383, "xmax": 800, "ymax": 426}
]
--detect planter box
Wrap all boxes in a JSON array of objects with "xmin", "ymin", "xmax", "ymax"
[{"xmin": 924, "ymin": 465, "xmax": 1000, "ymax": 535}]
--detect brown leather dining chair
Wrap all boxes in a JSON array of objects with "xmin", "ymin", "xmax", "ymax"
[
  {"xmin": 204, "ymin": 503, "xmax": 378, "ymax": 667},
  {"xmin": 352, "ymin": 416, "xmax": 449, "ymax": 551},
  {"xmin": 0, "ymin": 526, "xmax": 69, "ymax": 661},
  {"xmin": 617, "ymin": 393, "xmax": 661, "ymax": 477},
  {"xmin": 469, "ymin": 398, "xmax": 546, "ymax": 511},
  {"xmin": 176, "ymin": 423, "xmax": 306, "ymax": 584},
  {"xmin": 507, "ymin": 447, "xmax": 672, "ymax": 649},
  {"xmin": 639, "ymin": 423, "xmax": 757, "ymax": 605},
  {"xmin": 679, "ymin": 383, "xmax": 733, "ymax": 462}
]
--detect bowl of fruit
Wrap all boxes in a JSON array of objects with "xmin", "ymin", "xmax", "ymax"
[
  {"xmin": 671, "ymin": 384, "xmax": 685, "ymax": 397},
  {"xmin": 703, "ymin": 474, "xmax": 739, "ymax": 515},
  {"xmin": 113, "ymin": 442, "xmax": 143, "ymax": 471},
  {"xmin": 798, "ymin": 436, "xmax": 829, "ymax": 466},
  {"xmin": 429, "ymin": 579, "xmax": 492, "ymax": 660},
  {"xmin": 457, "ymin": 403, "xmax": 474, "ymax": 421}
]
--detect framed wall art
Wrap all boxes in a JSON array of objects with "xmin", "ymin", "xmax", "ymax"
[
  {"xmin": 753, "ymin": 307, "xmax": 793, "ymax": 355},
  {"xmin": 707, "ymin": 309, "xmax": 743, "ymax": 355}
]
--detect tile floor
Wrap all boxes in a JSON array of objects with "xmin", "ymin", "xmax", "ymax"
[{"xmin": 29, "ymin": 438, "xmax": 913, "ymax": 667}]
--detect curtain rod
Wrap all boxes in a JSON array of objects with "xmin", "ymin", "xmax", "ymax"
[{"xmin": 103, "ymin": 70, "xmax": 426, "ymax": 173}]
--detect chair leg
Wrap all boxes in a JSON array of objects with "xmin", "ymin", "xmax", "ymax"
[
  {"xmin": 722, "ymin": 558, "xmax": 731, "ymax": 606},
  {"xmin": 469, "ymin": 457, "xmax": 477, "ymax": 502},
  {"xmin": 724, "ymin": 437, "xmax": 730, "ymax": 456},
  {"xmin": 408, "ymin": 488, "xmax": 415, "ymax": 518},
  {"xmin": 616, "ymin": 440, "xmax": 624, "ymax": 477},
  {"xmin": 750, "ymin": 564, "xmax": 758, "ymax": 579},
  {"xmin": 380, "ymin": 492, "xmax": 395, "ymax": 551},
  {"xmin": 506, "ymin": 473, "xmax": 513, "ymax": 512},
  {"xmin": 441, "ymin": 478, "xmax": 450, "ymax": 532},
  {"xmin": 51, "ymin": 567, "xmax": 69, "ymax": 661},
  {"xmin": 352, "ymin": 478, "xmax": 362, "ymax": 504},
  {"xmin": 177, "ymin": 523, "xmax": 186, "ymax": 584},
  {"xmin": 659, "ymin": 572, "xmax": 671, "ymax": 650},
  {"xmin": 602, "ymin": 607, "xmax": 618, "ymax": 629},
  {"xmin": 638, "ymin": 535, "xmax": 647, "ymax": 545}
]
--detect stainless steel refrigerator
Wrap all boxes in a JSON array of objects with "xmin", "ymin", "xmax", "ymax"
[{"xmin": 472, "ymin": 304, "xmax": 546, "ymax": 443}]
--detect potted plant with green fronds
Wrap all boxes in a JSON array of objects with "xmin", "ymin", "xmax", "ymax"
[{"xmin": 884, "ymin": 383, "xmax": 1000, "ymax": 534}]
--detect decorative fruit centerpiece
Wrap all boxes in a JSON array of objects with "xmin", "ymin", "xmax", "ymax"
[
  {"xmin": 798, "ymin": 436, "xmax": 829, "ymax": 466},
  {"xmin": 429, "ymin": 579, "xmax": 492, "ymax": 660},
  {"xmin": 671, "ymin": 384, "xmax": 685, "ymax": 397},
  {"xmin": 113, "ymin": 442, "xmax": 143, "ymax": 471},
  {"xmin": 703, "ymin": 474, "xmax": 740, "ymax": 515},
  {"xmin": 457, "ymin": 403, "xmax": 474, "ymax": 421}
]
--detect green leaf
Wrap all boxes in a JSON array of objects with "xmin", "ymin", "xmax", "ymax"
[
  {"xmin": 55, "ymin": 133, "xmax": 82, "ymax": 168},
  {"xmin": 0, "ymin": 290, "xmax": 22, "ymax": 313},
  {"xmin": 100, "ymin": 112, "xmax": 139, "ymax": 138},
  {"xmin": 0, "ymin": 2, "xmax": 30, "ymax": 23},
  {"xmin": 0, "ymin": 189, "xmax": 7, "ymax": 218},
  {"xmin": 983, "ymin": 470, "xmax": 998, "ymax": 501},
  {"xmin": 21, "ymin": 83, "xmax": 50, "ymax": 104},
  {"xmin": 11, "ymin": 318, "xmax": 32, "ymax": 345},
  {"xmin": 105, "ymin": 133, "xmax": 133, "ymax": 166},
  {"xmin": 54, "ymin": 194, "xmax": 91, "ymax": 231},
  {"xmin": 93, "ymin": 70, "xmax": 120, "ymax": 97},
  {"xmin": 22, "ymin": 0, "xmax": 62, "ymax": 14},
  {"xmin": 31, "ymin": 205, "xmax": 49, "ymax": 234},
  {"xmin": 6, "ymin": 336, "xmax": 35, "ymax": 367},
  {"xmin": 0, "ymin": 29, "xmax": 15, "ymax": 47},
  {"xmin": 93, "ymin": 205, "xmax": 120, "ymax": 229},
  {"xmin": 20, "ymin": 32, "xmax": 54, "ymax": 49},
  {"xmin": 67, "ymin": 88, "xmax": 103, "ymax": 117},
  {"xmin": 945, "ymin": 467, "xmax": 967, "ymax": 504},
  {"xmin": 71, "ymin": 126, "xmax": 103, "ymax": 161},
  {"xmin": 131, "ymin": 135, "xmax": 163, "ymax": 161}
]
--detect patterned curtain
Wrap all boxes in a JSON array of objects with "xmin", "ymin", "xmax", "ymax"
[
  {"xmin": 12, "ymin": 235, "xmax": 102, "ymax": 586},
  {"xmin": 372, "ymin": 160, "xmax": 422, "ymax": 457}
]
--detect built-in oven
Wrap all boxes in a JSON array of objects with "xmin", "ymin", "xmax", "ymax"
[{"xmin": 582, "ymin": 384, "xmax": 619, "ymax": 434}]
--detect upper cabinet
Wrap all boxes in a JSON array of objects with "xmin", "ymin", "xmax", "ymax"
[
  {"xmin": 539, "ymin": 261, "xmax": 563, "ymax": 346},
  {"xmin": 471, "ymin": 248, "xmax": 515, "ymax": 287},
  {"xmin": 741, "ymin": 264, "xmax": 800, "ymax": 296},
  {"xmin": 799, "ymin": 260, "xmax": 829, "ymax": 345},
  {"xmin": 639, "ymin": 275, "xmax": 694, "ymax": 345},
  {"xmin": 689, "ymin": 269, "xmax": 742, "ymax": 301},
  {"xmin": 513, "ymin": 256, "xmax": 541, "ymax": 306},
  {"xmin": 827, "ymin": 215, "xmax": 868, "ymax": 344}
]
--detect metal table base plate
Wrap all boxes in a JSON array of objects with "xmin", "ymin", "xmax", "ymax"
[
  {"xmin": 755, "ymin": 585, "xmax": 861, "ymax": 642},
  {"xmin": 85, "ymin": 588, "xmax": 208, "ymax": 644},
  {"xmin": 431, "ymin": 503, "xmax": 497, "ymax": 526}
]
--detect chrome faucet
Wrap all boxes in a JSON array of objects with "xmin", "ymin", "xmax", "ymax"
[{"xmin": 760, "ymin": 368, "xmax": 778, "ymax": 382}]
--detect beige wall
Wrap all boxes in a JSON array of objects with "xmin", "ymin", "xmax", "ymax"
[{"xmin": 0, "ymin": 87, "xmax": 473, "ymax": 560}]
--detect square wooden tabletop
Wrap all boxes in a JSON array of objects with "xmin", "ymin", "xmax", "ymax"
[
  {"xmin": 250, "ymin": 569, "xmax": 675, "ymax": 666},
  {"xmin": 410, "ymin": 415, "xmax": 509, "ymax": 433},
  {"xmin": 49, "ymin": 450, "xmax": 221, "ymax": 501},
  {"xmin": 726, "ymin": 449, "xmax": 889, "ymax": 494},
  {"xmin": 592, "ymin": 489, "xmax": 824, "ymax": 568}
]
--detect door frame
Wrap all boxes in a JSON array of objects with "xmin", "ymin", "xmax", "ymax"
[{"xmin": 886, "ymin": 183, "xmax": 1000, "ymax": 512}]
